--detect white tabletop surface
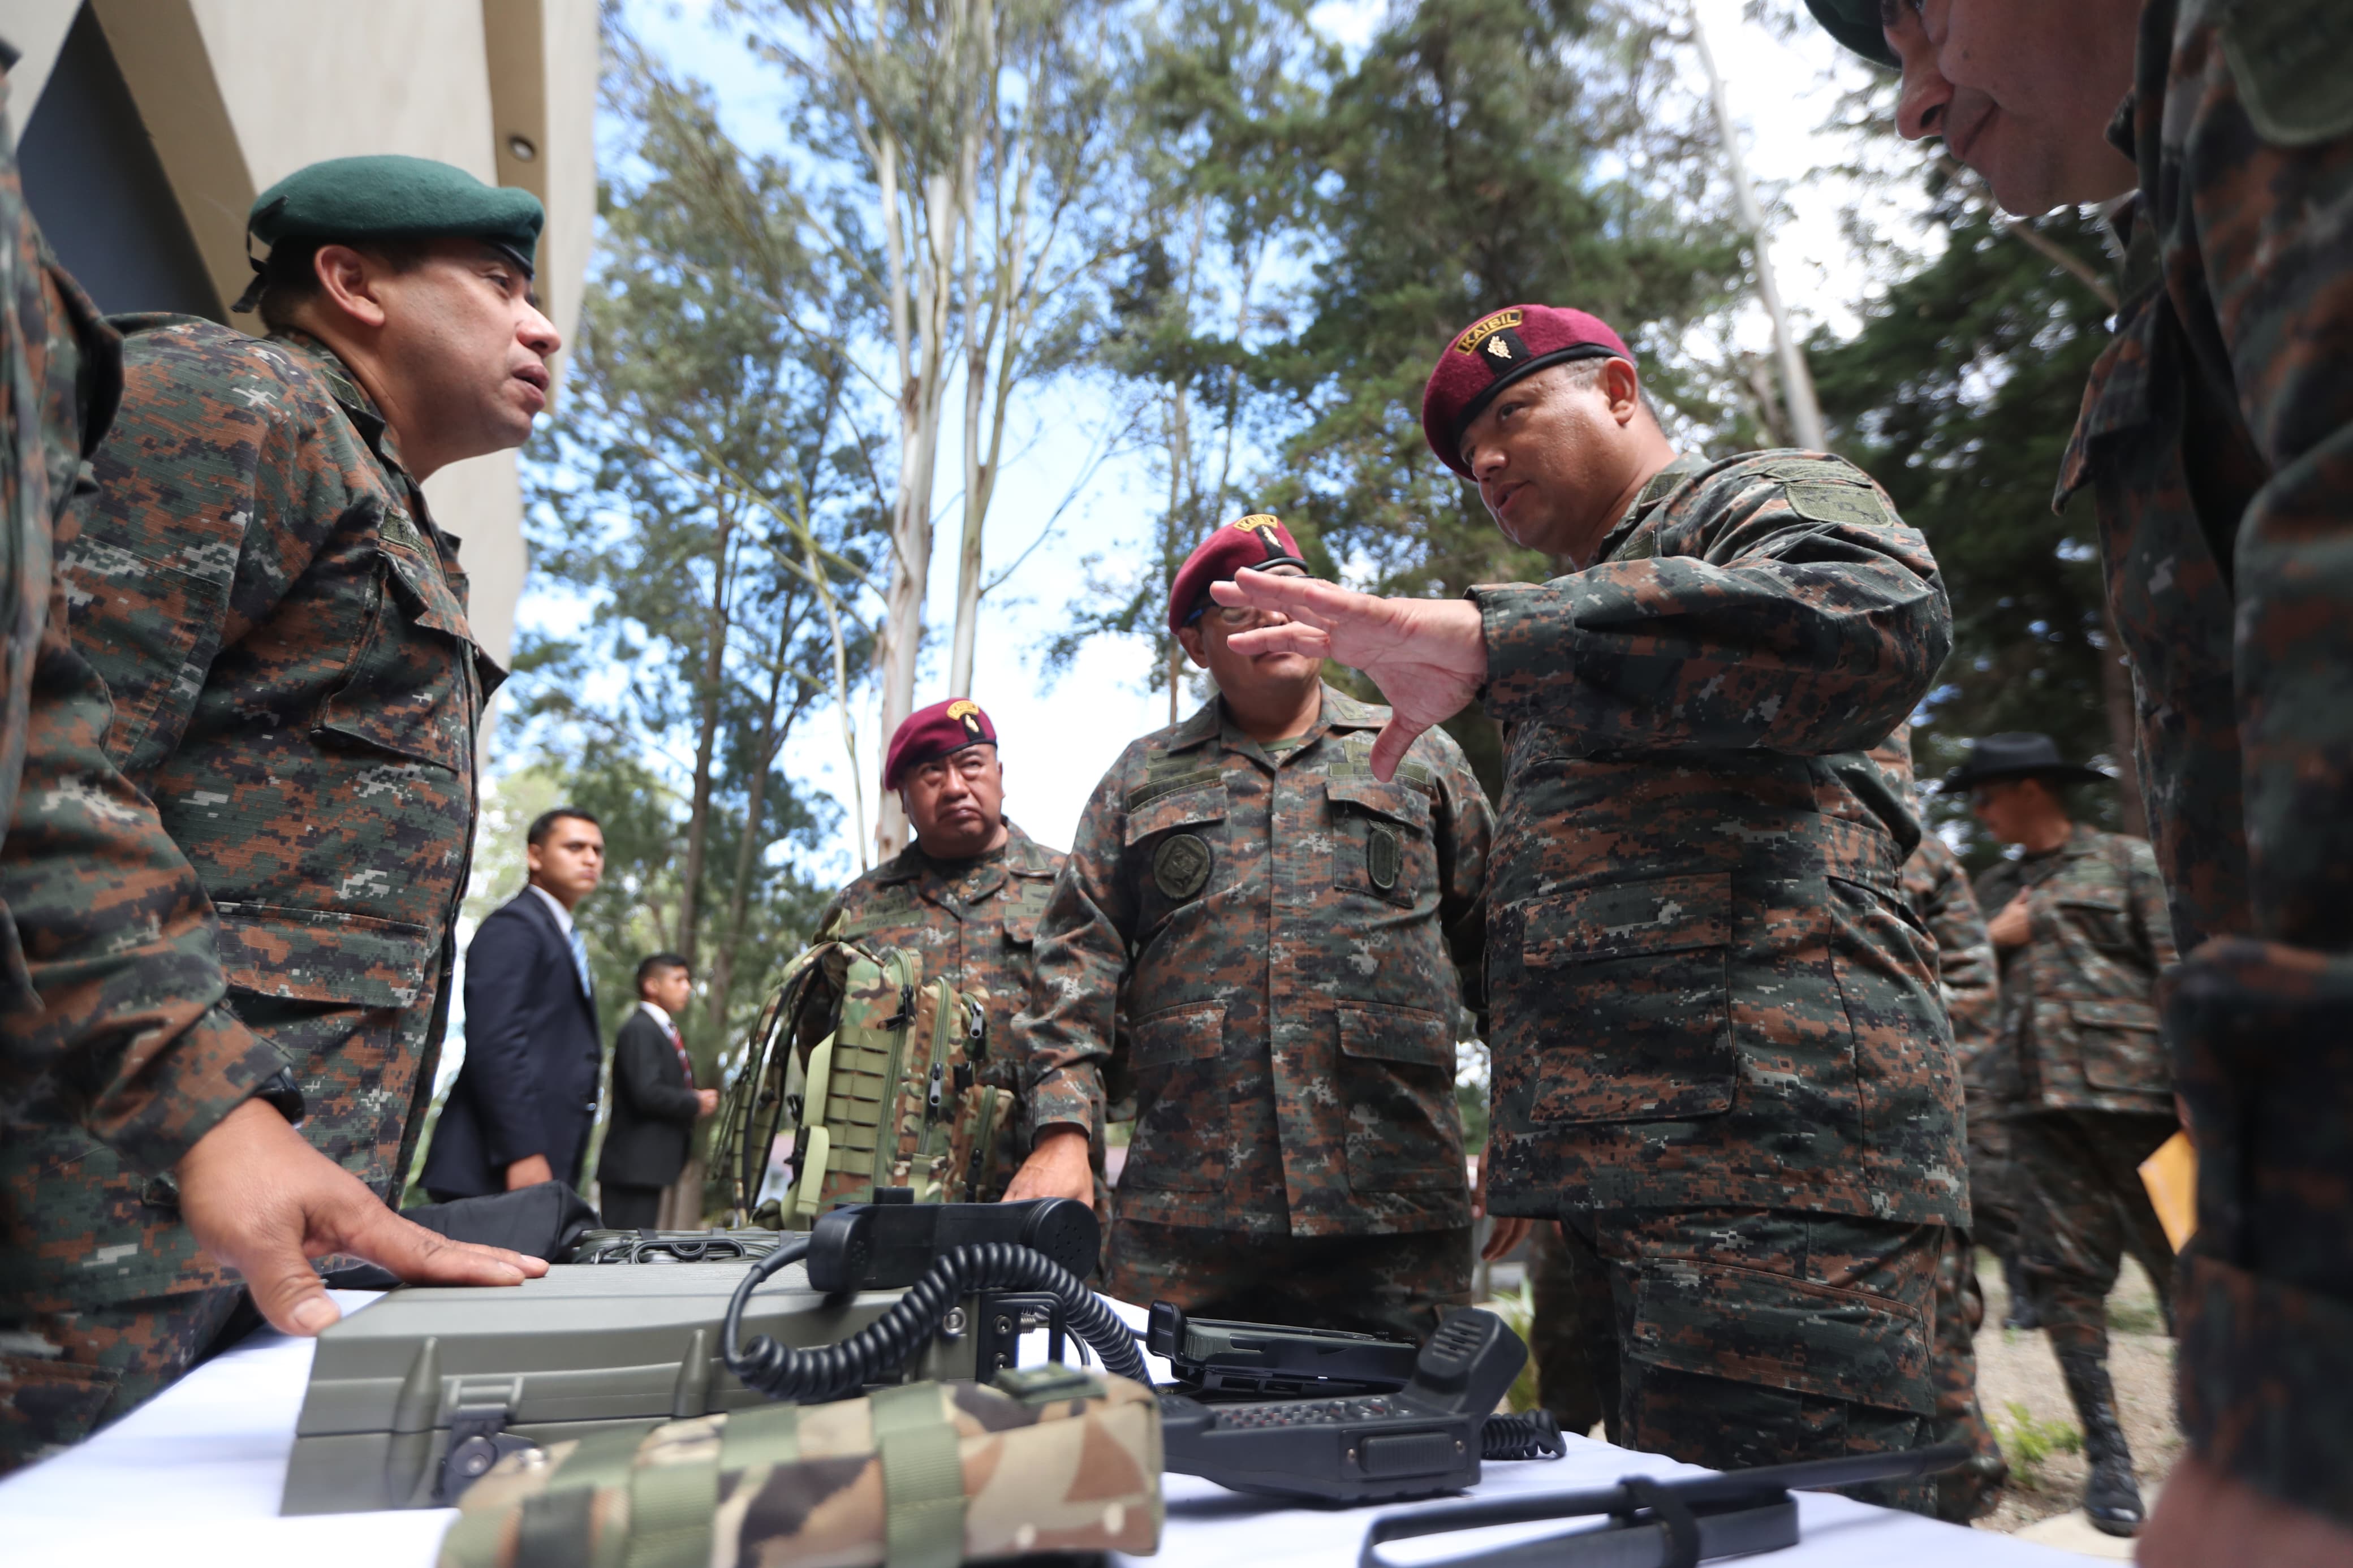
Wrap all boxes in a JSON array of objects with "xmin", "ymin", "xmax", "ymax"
[{"xmin": 0, "ymin": 1289, "xmax": 2095, "ymax": 1568}]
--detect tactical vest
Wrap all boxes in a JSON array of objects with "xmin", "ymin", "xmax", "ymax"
[{"xmin": 721, "ymin": 941, "xmax": 1011, "ymax": 1225}]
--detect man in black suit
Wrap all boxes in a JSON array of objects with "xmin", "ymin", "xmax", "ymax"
[
  {"xmin": 594, "ymin": 953, "xmax": 719, "ymax": 1230},
  {"xmin": 422, "ymin": 809, "xmax": 607, "ymax": 1200}
]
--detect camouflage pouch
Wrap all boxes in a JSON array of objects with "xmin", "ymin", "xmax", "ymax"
[
  {"xmin": 719, "ymin": 943, "xmax": 1011, "ymax": 1225},
  {"xmin": 437, "ymin": 1371, "xmax": 1163, "ymax": 1568}
]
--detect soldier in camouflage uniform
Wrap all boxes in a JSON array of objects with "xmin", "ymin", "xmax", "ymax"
[
  {"xmin": 1218, "ymin": 305, "xmax": 1962, "ymax": 1509},
  {"xmin": 1807, "ymin": 3, "xmax": 2353, "ymax": 1555},
  {"xmin": 0, "ymin": 155, "xmax": 558, "ymax": 1467},
  {"xmin": 1953, "ymin": 733, "xmax": 2175, "ymax": 1534},
  {"xmin": 812, "ymin": 698, "xmax": 1062, "ymax": 1201},
  {"xmin": 1009, "ymin": 515, "xmax": 1492, "ymax": 1342},
  {"xmin": 1873, "ymin": 728, "xmax": 2006, "ymax": 1523}
]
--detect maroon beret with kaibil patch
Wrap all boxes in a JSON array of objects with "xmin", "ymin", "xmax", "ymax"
[
  {"xmin": 1420, "ymin": 304, "xmax": 1635, "ymax": 476},
  {"xmin": 884, "ymin": 698, "xmax": 997, "ymax": 789},
  {"xmin": 1167, "ymin": 513, "xmax": 1313, "ymax": 635}
]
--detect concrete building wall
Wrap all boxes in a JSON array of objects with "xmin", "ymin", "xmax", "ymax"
[{"xmin": 0, "ymin": 0, "xmax": 598, "ymax": 672}]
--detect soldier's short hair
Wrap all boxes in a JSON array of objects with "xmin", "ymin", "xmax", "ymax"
[
  {"xmin": 252, "ymin": 236, "xmax": 436, "ymax": 334},
  {"xmin": 635, "ymin": 952, "xmax": 689, "ymax": 995},
  {"xmin": 1551, "ymin": 354, "xmax": 1657, "ymax": 419},
  {"xmin": 527, "ymin": 806, "xmax": 601, "ymax": 848}
]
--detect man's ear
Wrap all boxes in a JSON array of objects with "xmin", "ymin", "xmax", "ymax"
[
  {"xmin": 1175, "ymin": 624, "xmax": 1208, "ymax": 670},
  {"xmin": 1603, "ymin": 357, "xmax": 1643, "ymax": 426},
  {"xmin": 312, "ymin": 243, "xmax": 392, "ymax": 331}
]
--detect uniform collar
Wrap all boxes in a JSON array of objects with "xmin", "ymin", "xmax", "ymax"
[
  {"xmin": 268, "ymin": 329, "xmax": 418, "ymax": 487},
  {"xmin": 874, "ymin": 818, "xmax": 1049, "ymax": 904},
  {"xmin": 1167, "ymin": 681, "xmax": 1381, "ymax": 758},
  {"xmin": 1591, "ymin": 452, "xmax": 1708, "ymax": 564}
]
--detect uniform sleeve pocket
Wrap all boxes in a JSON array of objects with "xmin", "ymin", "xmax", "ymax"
[
  {"xmin": 1335, "ymin": 1003, "xmax": 1462, "ymax": 1193},
  {"xmin": 1495, "ymin": 874, "xmax": 1734, "ymax": 1124},
  {"xmin": 1629, "ymin": 1260, "xmax": 1932, "ymax": 1415},
  {"xmin": 2071, "ymin": 997, "xmax": 2169, "ymax": 1094},
  {"xmin": 214, "ymin": 901, "xmax": 434, "ymax": 1008}
]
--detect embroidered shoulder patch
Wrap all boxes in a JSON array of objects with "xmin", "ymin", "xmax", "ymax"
[
  {"xmin": 1784, "ymin": 482, "xmax": 1890, "ymax": 530},
  {"xmin": 2223, "ymin": 0, "xmax": 2353, "ymax": 146}
]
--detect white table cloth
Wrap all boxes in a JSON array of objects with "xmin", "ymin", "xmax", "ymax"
[{"xmin": 0, "ymin": 1290, "xmax": 2095, "ymax": 1567}]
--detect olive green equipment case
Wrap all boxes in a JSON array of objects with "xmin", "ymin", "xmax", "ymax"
[
  {"xmin": 718, "ymin": 942, "xmax": 1012, "ymax": 1225},
  {"xmin": 279, "ymin": 1256, "xmax": 981, "ymax": 1515}
]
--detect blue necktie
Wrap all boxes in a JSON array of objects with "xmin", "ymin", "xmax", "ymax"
[{"xmin": 567, "ymin": 924, "xmax": 593, "ymax": 997}]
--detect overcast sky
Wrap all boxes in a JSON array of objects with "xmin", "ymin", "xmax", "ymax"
[{"xmin": 520, "ymin": 0, "xmax": 1932, "ymax": 885}]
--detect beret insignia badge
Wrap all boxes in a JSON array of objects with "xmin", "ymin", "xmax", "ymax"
[
  {"xmin": 1451, "ymin": 308, "xmax": 1525, "ymax": 356},
  {"xmin": 946, "ymin": 698, "xmax": 985, "ymax": 740}
]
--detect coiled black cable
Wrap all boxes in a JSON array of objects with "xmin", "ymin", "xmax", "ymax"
[
  {"xmin": 722, "ymin": 1236, "xmax": 1148, "ymax": 1401},
  {"xmin": 1481, "ymin": 1409, "xmax": 1566, "ymax": 1461}
]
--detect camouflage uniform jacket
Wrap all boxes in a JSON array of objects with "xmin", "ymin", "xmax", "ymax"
[
  {"xmin": 1971, "ymin": 827, "xmax": 2175, "ymax": 1118},
  {"xmin": 1471, "ymin": 450, "xmax": 1966, "ymax": 1226},
  {"xmin": 1904, "ymin": 832, "xmax": 1999, "ymax": 1065},
  {"xmin": 2051, "ymin": 0, "xmax": 2353, "ymax": 1515},
  {"xmin": 7, "ymin": 318, "xmax": 497, "ymax": 1303},
  {"xmin": 0, "ymin": 135, "xmax": 282, "ymax": 1195},
  {"xmin": 1019, "ymin": 684, "xmax": 1491, "ymax": 1238},
  {"xmin": 811, "ymin": 819, "xmax": 1064, "ymax": 1098}
]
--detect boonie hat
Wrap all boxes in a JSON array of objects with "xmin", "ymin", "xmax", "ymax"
[
  {"xmin": 885, "ymin": 699, "xmax": 998, "ymax": 790},
  {"xmin": 1168, "ymin": 515, "xmax": 1312, "ymax": 635},
  {"xmin": 1802, "ymin": 0, "xmax": 1899, "ymax": 68},
  {"xmin": 235, "ymin": 154, "xmax": 545, "ymax": 310},
  {"xmin": 1943, "ymin": 732, "xmax": 2114, "ymax": 792},
  {"xmin": 1421, "ymin": 304, "xmax": 1635, "ymax": 476}
]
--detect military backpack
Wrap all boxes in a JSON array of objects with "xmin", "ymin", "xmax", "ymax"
[{"xmin": 719, "ymin": 941, "xmax": 1011, "ymax": 1226}]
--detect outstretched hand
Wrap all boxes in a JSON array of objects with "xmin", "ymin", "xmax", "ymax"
[
  {"xmin": 1214, "ymin": 571, "xmax": 1488, "ymax": 779},
  {"xmin": 174, "ymin": 1099, "xmax": 546, "ymax": 1337}
]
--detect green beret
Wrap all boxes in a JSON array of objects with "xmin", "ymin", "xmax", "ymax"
[
  {"xmin": 1803, "ymin": 0, "xmax": 1898, "ymax": 69},
  {"xmin": 248, "ymin": 154, "xmax": 544, "ymax": 273}
]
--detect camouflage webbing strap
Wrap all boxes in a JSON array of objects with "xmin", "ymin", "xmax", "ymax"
[
  {"xmin": 460, "ymin": 1422, "xmax": 646, "ymax": 1568},
  {"xmin": 625, "ymin": 1433, "xmax": 717, "ymax": 1568},
  {"xmin": 871, "ymin": 1383, "xmax": 968, "ymax": 1568}
]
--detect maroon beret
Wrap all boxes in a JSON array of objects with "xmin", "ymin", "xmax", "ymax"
[
  {"xmin": 1420, "ymin": 304, "xmax": 1635, "ymax": 476},
  {"xmin": 884, "ymin": 698, "xmax": 997, "ymax": 789},
  {"xmin": 1167, "ymin": 513, "xmax": 1312, "ymax": 635}
]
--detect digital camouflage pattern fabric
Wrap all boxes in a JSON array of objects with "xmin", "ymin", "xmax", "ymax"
[
  {"xmin": 1106, "ymin": 1216, "xmax": 1471, "ymax": 1342},
  {"xmin": 1927, "ymin": 1230, "xmax": 2005, "ymax": 1522},
  {"xmin": 0, "ymin": 95, "xmax": 290, "ymax": 1472},
  {"xmin": 1469, "ymin": 450, "xmax": 1964, "ymax": 1228},
  {"xmin": 2048, "ymin": 0, "xmax": 2353, "ymax": 1517},
  {"xmin": 4, "ymin": 319, "xmax": 494, "ymax": 1317},
  {"xmin": 1018, "ymin": 683, "xmax": 1491, "ymax": 1245},
  {"xmin": 439, "ymin": 1372, "xmax": 1162, "ymax": 1568},
  {"xmin": 811, "ymin": 823, "xmax": 1063, "ymax": 1200},
  {"xmin": 2007, "ymin": 1109, "xmax": 2177, "ymax": 1362},
  {"xmin": 1973, "ymin": 825, "xmax": 2175, "ymax": 1118},
  {"xmin": 1543, "ymin": 1206, "xmax": 1945, "ymax": 1514},
  {"xmin": 1524, "ymin": 1221, "xmax": 1608, "ymax": 1441}
]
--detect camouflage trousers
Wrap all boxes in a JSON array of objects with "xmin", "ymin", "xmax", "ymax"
[
  {"xmin": 1926, "ymin": 1229, "xmax": 2007, "ymax": 1522},
  {"xmin": 0, "ymin": 1283, "xmax": 248, "ymax": 1475},
  {"xmin": 1106, "ymin": 1213, "xmax": 1471, "ymax": 1341},
  {"xmin": 1525, "ymin": 1220, "xmax": 1609, "ymax": 1440},
  {"xmin": 1542, "ymin": 1207, "xmax": 1945, "ymax": 1515},
  {"xmin": 2011, "ymin": 1109, "xmax": 2178, "ymax": 1360},
  {"xmin": 1966, "ymin": 1098, "xmax": 2020, "ymax": 1262}
]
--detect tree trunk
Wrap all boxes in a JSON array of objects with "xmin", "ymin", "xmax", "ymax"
[
  {"xmin": 677, "ymin": 512, "xmax": 738, "ymax": 975},
  {"xmin": 2099, "ymin": 598, "xmax": 2148, "ymax": 839}
]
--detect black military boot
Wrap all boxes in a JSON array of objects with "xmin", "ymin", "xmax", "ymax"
[
  {"xmin": 2001, "ymin": 1254, "xmax": 2041, "ymax": 1331},
  {"xmin": 2057, "ymin": 1348, "xmax": 2143, "ymax": 1536}
]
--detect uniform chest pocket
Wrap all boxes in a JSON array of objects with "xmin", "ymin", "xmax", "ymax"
[
  {"xmin": 1124, "ymin": 785, "xmax": 1229, "ymax": 907},
  {"xmin": 2071, "ymin": 997, "xmax": 2169, "ymax": 1095},
  {"xmin": 1494, "ymin": 872, "xmax": 1734, "ymax": 1127},
  {"xmin": 1325, "ymin": 775, "xmax": 1435, "ymax": 908},
  {"xmin": 1002, "ymin": 875, "xmax": 1055, "ymax": 945},
  {"xmin": 2050, "ymin": 887, "xmax": 2132, "ymax": 953},
  {"xmin": 316, "ymin": 530, "xmax": 481, "ymax": 771}
]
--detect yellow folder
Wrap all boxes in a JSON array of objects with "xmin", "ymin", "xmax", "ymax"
[{"xmin": 2139, "ymin": 1130, "xmax": 2197, "ymax": 1251}]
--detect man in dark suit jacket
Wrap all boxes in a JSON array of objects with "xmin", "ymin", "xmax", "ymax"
[
  {"xmin": 594, "ymin": 953, "xmax": 719, "ymax": 1230},
  {"xmin": 422, "ymin": 808, "xmax": 607, "ymax": 1200}
]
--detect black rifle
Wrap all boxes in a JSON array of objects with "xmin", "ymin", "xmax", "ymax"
[{"xmin": 1358, "ymin": 1442, "xmax": 1968, "ymax": 1568}]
